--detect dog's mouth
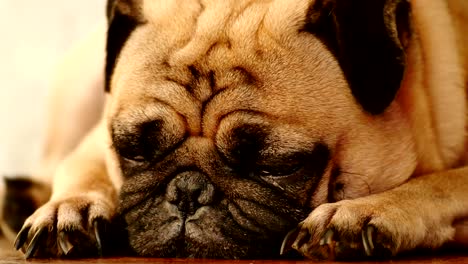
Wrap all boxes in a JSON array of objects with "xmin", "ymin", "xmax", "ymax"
[
  {"xmin": 121, "ymin": 199, "xmax": 298, "ymax": 258},
  {"xmin": 120, "ymin": 190, "xmax": 302, "ymax": 259}
]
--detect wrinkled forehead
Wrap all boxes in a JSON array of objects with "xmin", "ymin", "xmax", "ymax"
[
  {"xmin": 105, "ymin": 0, "xmax": 321, "ymax": 94},
  {"xmin": 141, "ymin": 0, "xmax": 313, "ymax": 63},
  {"xmin": 142, "ymin": 0, "xmax": 313, "ymax": 35},
  {"xmin": 106, "ymin": 0, "xmax": 345, "ymax": 138},
  {"xmin": 107, "ymin": 0, "xmax": 332, "ymax": 96}
]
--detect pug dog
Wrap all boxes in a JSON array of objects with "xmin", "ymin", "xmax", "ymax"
[{"xmin": 6, "ymin": 0, "xmax": 468, "ymax": 260}]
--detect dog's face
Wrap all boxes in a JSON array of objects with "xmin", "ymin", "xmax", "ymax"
[{"xmin": 105, "ymin": 0, "xmax": 418, "ymax": 258}]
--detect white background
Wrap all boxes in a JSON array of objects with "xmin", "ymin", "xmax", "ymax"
[{"xmin": 0, "ymin": 0, "xmax": 106, "ymax": 176}]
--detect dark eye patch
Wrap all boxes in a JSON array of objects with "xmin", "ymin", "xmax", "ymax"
[
  {"xmin": 256, "ymin": 143, "xmax": 331, "ymax": 201},
  {"xmin": 217, "ymin": 123, "xmax": 270, "ymax": 169},
  {"xmin": 254, "ymin": 151, "xmax": 309, "ymax": 177},
  {"xmin": 217, "ymin": 121, "xmax": 330, "ymax": 186},
  {"xmin": 257, "ymin": 143, "xmax": 330, "ymax": 179},
  {"xmin": 112, "ymin": 120, "xmax": 164, "ymax": 163},
  {"xmin": 216, "ymin": 120, "xmax": 331, "ymax": 200}
]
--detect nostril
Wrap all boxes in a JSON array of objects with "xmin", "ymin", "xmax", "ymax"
[
  {"xmin": 165, "ymin": 178, "xmax": 179, "ymax": 203},
  {"xmin": 198, "ymin": 183, "xmax": 215, "ymax": 205},
  {"xmin": 166, "ymin": 171, "xmax": 215, "ymax": 215}
]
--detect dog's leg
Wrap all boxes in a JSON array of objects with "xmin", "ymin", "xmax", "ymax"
[
  {"xmin": 14, "ymin": 118, "xmax": 118, "ymax": 259},
  {"xmin": 288, "ymin": 166, "xmax": 468, "ymax": 260}
]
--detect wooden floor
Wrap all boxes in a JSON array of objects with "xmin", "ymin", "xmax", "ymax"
[{"xmin": 1, "ymin": 237, "xmax": 467, "ymax": 264}]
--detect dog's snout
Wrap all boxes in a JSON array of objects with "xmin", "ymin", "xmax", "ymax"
[{"xmin": 166, "ymin": 171, "xmax": 215, "ymax": 216}]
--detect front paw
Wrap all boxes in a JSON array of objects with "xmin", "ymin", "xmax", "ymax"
[
  {"xmin": 14, "ymin": 192, "xmax": 115, "ymax": 259},
  {"xmin": 284, "ymin": 198, "xmax": 447, "ymax": 260}
]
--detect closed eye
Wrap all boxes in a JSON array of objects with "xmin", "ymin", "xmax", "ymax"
[
  {"xmin": 255, "ymin": 164, "xmax": 304, "ymax": 178},
  {"xmin": 112, "ymin": 120, "xmax": 163, "ymax": 163},
  {"xmin": 253, "ymin": 143, "xmax": 330, "ymax": 191}
]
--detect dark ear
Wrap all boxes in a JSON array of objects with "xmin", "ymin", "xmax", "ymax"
[
  {"xmin": 105, "ymin": 0, "xmax": 144, "ymax": 92},
  {"xmin": 304, "ymin": 0, "xmax": 411, "ymax": 114}
]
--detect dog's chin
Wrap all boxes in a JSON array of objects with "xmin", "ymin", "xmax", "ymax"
[{"xmin": 122, "ymin": 199, "xmax": 291, "ymax": 259}]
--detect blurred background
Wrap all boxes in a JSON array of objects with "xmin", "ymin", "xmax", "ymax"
[{"xmin": 0, "ymin": 0, "xmax": 106, "ymax": 176}]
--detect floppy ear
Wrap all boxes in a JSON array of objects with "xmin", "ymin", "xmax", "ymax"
[
  {"xmin": 105, "ymin": 0, "xmax": 144, "ymax": 92},
  {"xmin": 304, "ymin": 0, "xmax": 411, "ymax": 114}
]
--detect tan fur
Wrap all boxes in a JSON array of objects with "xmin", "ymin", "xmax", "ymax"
[{"xmin": 5, "ymin": 0, "xmax": 468, "ymax": 260}]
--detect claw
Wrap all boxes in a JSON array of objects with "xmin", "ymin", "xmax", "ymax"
[
  {"xmin": 320, "ymin": 229, "xmax": 334, "ymax": 246},
  {"xmin": 14, "ymin": 225, "xmax": 31, "ymax": 250},
  {"xmin": 280, "ymin": 227, "xmax": 300, "ymax": 255},
  {"xmin": 24, "ymin": 227, "xmax": 47, "ymax": 259},
  {"xmin": 362, "ymin": 225, "xmax": 375, "ymax": 256},
  {"xmin": 58, "ymin": 232, "xmax": 74, "ymax": 255},
  {"xmin": 93, "ymin": 219, "xmax": 103, "ymax": 257},
  {"xmin": 319, "ymin": 229, "xmax": 336, "ymax": 259}
]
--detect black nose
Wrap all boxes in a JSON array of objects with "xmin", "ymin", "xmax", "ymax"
[{"xmin": 166, "ymin": 171, "xmax": 215, "ymax": 216}]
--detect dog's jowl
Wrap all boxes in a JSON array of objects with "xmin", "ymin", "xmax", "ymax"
[{"xmin": 3, "ymin": 0, "xmax": 468, "ymax": 260}]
